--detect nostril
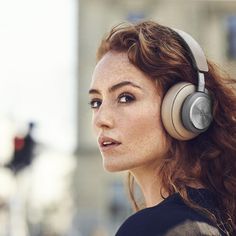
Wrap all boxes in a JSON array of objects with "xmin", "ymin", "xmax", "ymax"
[{"xmin": 95, "ymin": 115, "xmax": 114, "ymax": 129}]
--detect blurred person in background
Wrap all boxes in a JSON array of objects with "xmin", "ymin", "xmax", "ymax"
[{"xmin": 88, "ymin": 20, "xmax": 236, "ymax": 235}]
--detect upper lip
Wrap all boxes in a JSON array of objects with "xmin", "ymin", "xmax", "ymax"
[{"xmin": 98, "ymin": 136, "xmax": 121, "ymax": 147}]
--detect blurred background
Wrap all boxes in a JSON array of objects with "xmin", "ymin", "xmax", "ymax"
[{"xmin": 0, "ymin": 0, "xmax": 236, "ymax": 235}]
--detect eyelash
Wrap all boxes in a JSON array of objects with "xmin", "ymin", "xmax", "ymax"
[{"xmin": 89, "ymin": 93, "xmax": 135, "ymax": 109}]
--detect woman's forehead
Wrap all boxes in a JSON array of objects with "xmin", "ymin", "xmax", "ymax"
[
  {"xmin": 94, "ymin": 52, "xmax": 133, "ymax": 76},
  {"xmin": 91, "ymin": 51, "xmax": 151, "ymax": 88}
]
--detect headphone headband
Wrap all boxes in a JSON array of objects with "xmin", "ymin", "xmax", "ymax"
[
  {"xmin": 171, "ymin": 28, "xmax": 208, "ymax": 93},
  {"xmin": 172, "ymin": 28, "xmax": 208, "ymax": 72}
]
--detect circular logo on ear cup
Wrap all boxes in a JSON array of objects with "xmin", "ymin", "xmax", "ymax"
[
  {"xmin": 182, "ymin": 92, "xmax": 213, "ymax": 133},
  {"xmin": 190, "ymin": 96, "xmax": 212, "ymax": 130}
]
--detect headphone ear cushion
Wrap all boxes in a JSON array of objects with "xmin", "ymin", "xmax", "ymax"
[{"xmin": 161, "ymin": 82, "xmax": 198, "ymax": 140}]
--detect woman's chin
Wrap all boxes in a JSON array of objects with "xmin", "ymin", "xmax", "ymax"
[
  {"xmin": 103, "ymin": 164, "xmax": 123, "ymax": 172},
  {"xmin": 103, "ymin": 161, "xmax": 127, "ymax": 173}
]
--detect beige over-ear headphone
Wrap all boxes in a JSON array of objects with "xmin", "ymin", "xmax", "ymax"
[{"xmin": 161, "ymin": 29, "xmax": 213, "ymax": 140}]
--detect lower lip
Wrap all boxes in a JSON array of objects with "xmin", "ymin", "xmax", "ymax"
[{"xmin": 100, "ymin": 143, "xmax": 121, "ymax": 152}]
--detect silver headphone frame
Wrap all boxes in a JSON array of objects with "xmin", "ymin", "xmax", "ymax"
[
  {"xmin": 169, "ymin": 28, "xmax": 213, "ymax": 134},
  {"xmin": 172, "ymin": 28, "xmax": 209, "ymax": 93}
]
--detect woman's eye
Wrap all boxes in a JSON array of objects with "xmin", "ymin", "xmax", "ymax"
[
  {"xmin": 118, "ymin": 93, "xmax": 135, "ymax": 103},
  {"xmin": 89, "ymin": 93, "xmax": 134, "ymax": 109},
  {"xmin": 89, "ymin": 100, "xmax": 101, "ymax": 109}
]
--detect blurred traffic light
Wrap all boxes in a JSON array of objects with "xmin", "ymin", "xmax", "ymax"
[{"xmin": 5, "ymin": 122, "xmax": 36, "ymax": 174}]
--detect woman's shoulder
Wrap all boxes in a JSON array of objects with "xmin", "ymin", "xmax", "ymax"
[{"xmin": 115, "ymin": 191, "xmax": 222, "ymax": 236}]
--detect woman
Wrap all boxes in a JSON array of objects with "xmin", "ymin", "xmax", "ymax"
[{"xmin": 88, "ymin": 20, "xmax": 236, "ymax": 235}]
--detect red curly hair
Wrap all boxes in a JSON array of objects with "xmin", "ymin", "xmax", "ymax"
[{"xmin": 96, "ymin": 20, "xmax": 236, "ymax": 234}]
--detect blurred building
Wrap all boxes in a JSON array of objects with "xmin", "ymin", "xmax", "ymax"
[{"xmin": 76, "ymin": 0, "xmax": 236, "ymax": 235}]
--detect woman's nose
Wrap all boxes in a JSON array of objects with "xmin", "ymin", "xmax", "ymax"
[{"xmin": 93, "ymin": 104, "xmax": 114, "ymax": 130}]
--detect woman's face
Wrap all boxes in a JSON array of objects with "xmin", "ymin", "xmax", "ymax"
[{"xmin": 89, "ymin": 51, "xmax": 168, "ymax": 172}]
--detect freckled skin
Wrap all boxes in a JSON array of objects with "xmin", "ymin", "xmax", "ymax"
[{"xmin": 90, "ymin": 51, "xmax": 168, "ymax": 172}]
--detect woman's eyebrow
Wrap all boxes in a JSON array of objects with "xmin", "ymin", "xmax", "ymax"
[{"xmin": 88, "ymin": 81, "xmax": 142, "ymax": 95}]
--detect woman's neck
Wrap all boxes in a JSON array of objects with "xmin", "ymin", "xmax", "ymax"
[
  {"xmin": 129, "ymin": 161, "xmax": 168, "ymax": 208},
  {"xmin": 129, "ymin": 159, "xmax": 205, "ymax": 208}
]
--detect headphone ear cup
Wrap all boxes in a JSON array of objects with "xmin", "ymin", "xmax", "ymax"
[
  {"xmin": 182, "ymin": 92, "xmax": 212, "ymax": 133},
  {"xmin": 161, "ymin": 82, "xmax": 198, "ymax": 140}
]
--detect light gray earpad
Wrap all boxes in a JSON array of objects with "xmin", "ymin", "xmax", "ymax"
[
  {"xmin": 161, "ymin": 82, "xmax": 199, "ymax": 140},
  {"xmin": 182, "ymin": 92, "xmax": 212, "ymax": 133}
]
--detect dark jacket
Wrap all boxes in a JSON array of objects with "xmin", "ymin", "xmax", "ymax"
[{"xmin": 115, "ymin": 187, "xmax": 229, "ymax": 236}]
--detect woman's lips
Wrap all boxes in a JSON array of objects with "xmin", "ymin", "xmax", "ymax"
[
  {"xmin": 98, "ymin": 136, "xmax": 121, "ymax": 152},
  {"xmin": 100, "ymin": 142, "xmax": 121, "ymax": 152}
]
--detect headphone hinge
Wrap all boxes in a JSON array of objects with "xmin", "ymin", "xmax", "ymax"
[{"xmin": 197, "ymin": 72, "xmax": 205, "ymax": 93}]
